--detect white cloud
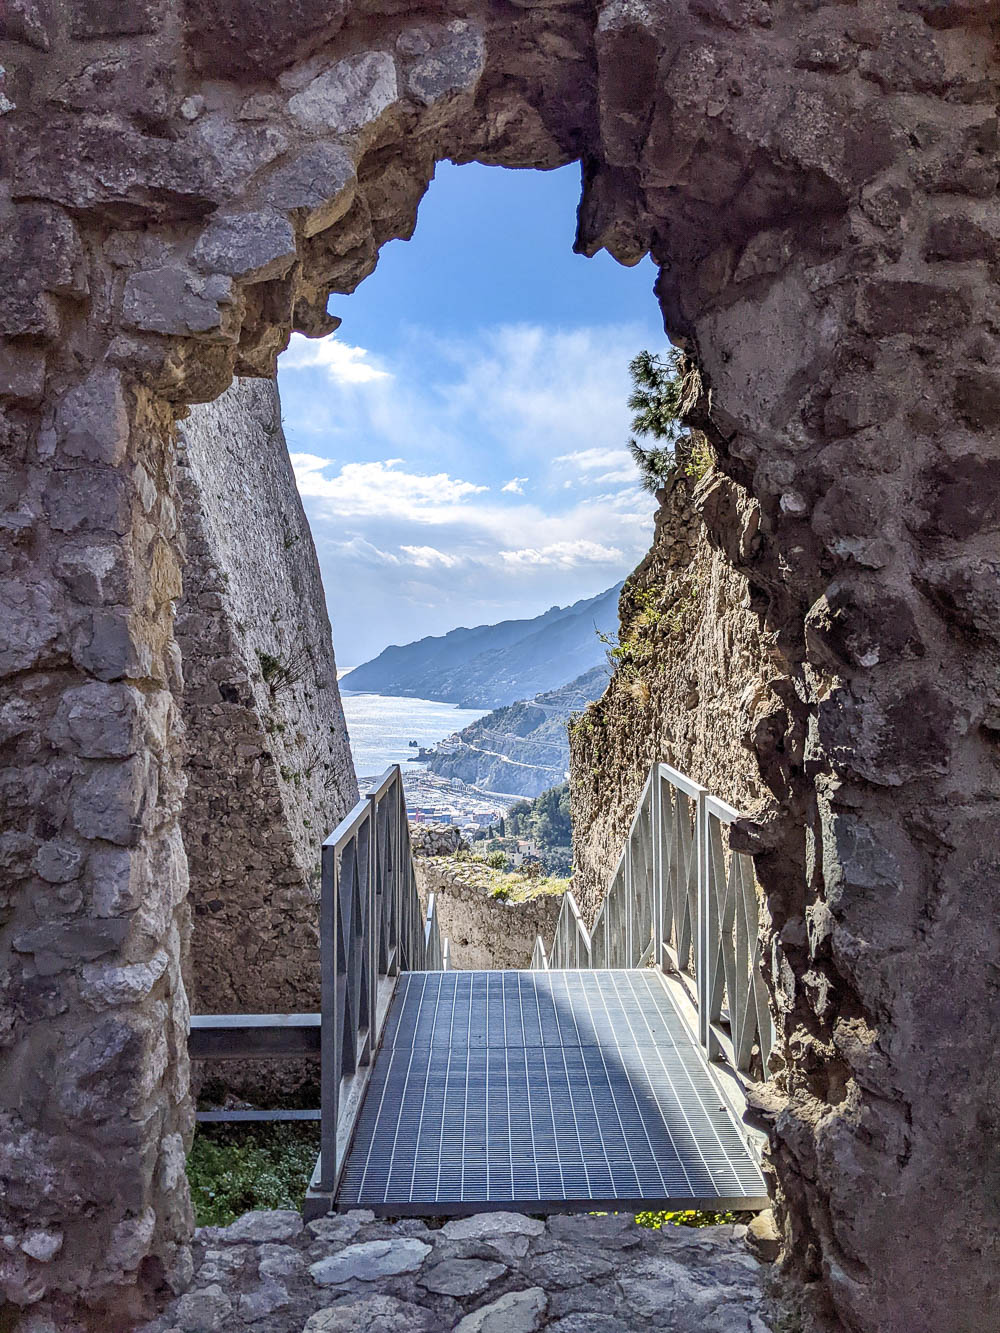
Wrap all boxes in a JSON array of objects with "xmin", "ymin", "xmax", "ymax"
[
  {"xmin": 400, "ymin": 545, "xmax": 463, "ymax": 569},
  {"xmin": 282, "ymin": 332, "xmax": 390, "ymax": 384},
  {"xmin": 290, "ymin": 455, "xmax": 487, "ymax": 523},
  {"xmin": 502, "ymin": 477, "xmax": 527, "ymax": 495},
  {"xmin": 499, "ymin": 539, "xmax": 625, "ymax": 569},
  {"xmin": 555, "ymin": 446, "xmax": 637, "ymax": 485}
]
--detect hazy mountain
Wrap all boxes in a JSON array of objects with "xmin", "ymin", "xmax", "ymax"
[
  {"xmin": 343, "ymin": 584, "xmax": 622, "ymax": 708},
  {"xmin": 422, "ymin": 666, "xmax": 610, "ymax": 798}
]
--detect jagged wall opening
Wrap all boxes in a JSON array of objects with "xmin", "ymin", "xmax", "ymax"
[{"xmin": 2, "ymin": 3, "xmax": 998, "ymax": 1331}]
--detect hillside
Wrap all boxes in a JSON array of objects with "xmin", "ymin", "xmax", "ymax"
[
  {"xmin": 424, "ymin": 667, "xmax": 609, "ymax": 798},
  {"xmin": 343, "ymin": 584, "xmax": 622, "ymax": 708}
]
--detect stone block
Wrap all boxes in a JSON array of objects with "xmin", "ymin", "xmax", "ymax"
[
  {"xmin": 306, "ymin": 1214, "xmax": 362, "ymax": 1244},
  {"xmin": 855, "ymin": 279, "xmax": 971, "ymax": 339},
  {"xmin": 69, "ymin": 0, "xmax": 163, "ymax": 36},
  {"xmin": 403, "ymin": 21, "xmax": 486, "ymax": 106},
  {"xmin": 924, "ymin": 216, "xmax": 997, "ymax": 263},
  {"xmin": 0, "ymin": 577, "xmax": 59, "ymax": 673},
  {"xmin": 52, "ymin": 53, "xmax": 173, "ymax": 121},
  {"xmin": 10, "ymin": 118, "xmax": 216, "ymax": 220},
  {"xmin": 72, "ymin": 609, "xmax": 138, "ymax": 681},
  {"xmin": 33, "ymin": 839, "xmax": 85, "ymax": 884},
  {"xmin": 186, "ymin": 116, "xmax": 290, "ymax": 194},
  {"xmin": 419, "ymin": 1257, "xmax": 507, "ymax": 1297},
  {"xmin": 182, "ymin": 0, "xmax": 348, "ymax": 78},
  {"xmin": 548, "ymin": 1318, "xmax": 635, "ymax": 1333},
  {"xmin": 745, "ymin": 1209, "xmax": 781, "ymax": 1262},
  {"xmin": 0, "ymin": 0, "xmax": 53, "ymax": 50},
  {"xmin": 71, "ymin": 756, "xmax": 149, "ymax": 846},
  {"xmin": 56, "ymin": 369, "xmax": 129, "ymax": 466},
  {"xmin": 20, "ymin": 1229, "xmax": 62, "ymax": 1263},
  {"xmin": 301, "ymin": 1296, "xmax": 435, "ymax": 1332},
  {"xmin": 123, "ymin": 267, "xmax": 236, "ymax": 340},
  {"xmin": 919, "ymin": 454, "xmax": 1000, "ymax": 540},
  {"xmin": 454, "ymin": 1287, "xmax": 548, "ymax": 1333},
  {"xmin": 954, "ymin": 368, "xmax": 1000, "ymax": 428},
  {"xmin": 174, "ymin": 1282, "xmax": 232, "ymax": 1332},
  {"xmin": 86, "ymin": 845, "xmax": 141, "ymax": 916},
  {"xmin": 236, "ymin": 1277, "xmax": 290, "ymax": 1321},
  {"xmin": 50, "ymin": 683, "xmax": 144, "ymax": 759},
  {"xmin": 12, "ymin": 917, "xmax": 130, "ymax": 965},
  {"xmin": 260, "ymin": 144, "xmax": 356, "ymax": 238},
  {"xmin": 0, "ymin": 343, "xmax": 46, "ymax": 403},
  {"xmin": 309, "ymin": 1238, "xmax": 431, "ymax": 1284},
  {"xmin": 79, "ymin": 949, "xmax": 170, "ymax": 1009},
  {"xmin": 215, "ymin": 1210, "xmax": 303, "ymax": 1243},
  {"xmin": 257, "ymin": 1242, "xmax": 304, "ymax": 1277},
  {"xmin": 43, "ymin": 466, "xmax": 130, "ymax": 537},
  {"xmin": 193, "ymin": 211, "xmax": 297, "ymax": 283},
  {"xmin": 442, "ymin": 1213, "xmax": 546, "ymax": 1242},
  {"xmin": 288, "ymin": 52, "xmax": 399, "ymax": 133}
]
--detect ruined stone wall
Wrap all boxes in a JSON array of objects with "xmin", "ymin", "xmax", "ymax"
[
  {"xmin": 176, "ymin": 377, "xmax": 357, "ymax": 1016},
  {"xmin": 414, "ymin": 855, "xmax": 562, "ymax": 971},
  {"xmin": 1, "ymin": 2, "xmax": 998, "ymax": 1330},
  {"xmin": 571, "ymin": 467, "xmax": 778, "ymax": 921}
]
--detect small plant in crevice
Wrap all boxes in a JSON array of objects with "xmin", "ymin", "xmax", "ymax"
[{"xmin": 257, "ymin": 643, "xmax": 311, "ymax": 695}]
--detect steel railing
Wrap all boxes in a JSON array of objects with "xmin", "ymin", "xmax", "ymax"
[
  {"xmin": 307, "ymin": 764, "xmax": 446, "ymax": 1212},
  {"xmin": 533, "ymin": 762, "xmax": 774, "ymax": 1079}
]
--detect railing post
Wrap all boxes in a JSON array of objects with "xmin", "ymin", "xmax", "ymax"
[
  {"xmin": 364, "ymin": 793, "xmax": 377, "ymax": 1065},
  {"xmin": 652, "ymin": 765, "xmax": 664, "ymax": 973},
  {"xmin": 318, "ymin": 838, "xmax": 338, "ymax": 1191},
  {"xmin": 624, "ymin": 828, "xmax": 633, "ymax": 966},
  {"xmin": 696, "ymin": 792, "xmax": 710, "ymax": 1052}
]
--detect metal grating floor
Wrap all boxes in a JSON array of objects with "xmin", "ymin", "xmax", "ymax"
[{"xmin": 336, "ymin": 969, "xmax": 768, "ymax": 1214}]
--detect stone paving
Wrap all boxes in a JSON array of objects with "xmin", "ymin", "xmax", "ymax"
[{"xmin": 140, "ymin": 1209, "xmax": 772, "ymax": 1333}]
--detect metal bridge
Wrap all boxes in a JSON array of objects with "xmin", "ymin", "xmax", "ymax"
[{"xmin": 190, "ymin": 763, "xmax": 773, "ymax": 1219}]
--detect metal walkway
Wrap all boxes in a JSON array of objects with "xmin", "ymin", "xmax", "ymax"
[
  {"xmin": 337, "ymin": 968, "xmax": 767, "ymax": 1214},
  {"xmin": 191, "ymin": 764, "xmax": 776, "ymax": 1220}
]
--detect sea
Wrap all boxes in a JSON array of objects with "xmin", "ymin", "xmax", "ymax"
[{"xmin": 338, "ymin": 685, "xmax": 487, "ymax": 783}]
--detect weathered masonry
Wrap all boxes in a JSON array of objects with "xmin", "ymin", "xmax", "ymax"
[{"xmin": 0, "ymin": 3, "xmax": 998, "ymax": 1331}]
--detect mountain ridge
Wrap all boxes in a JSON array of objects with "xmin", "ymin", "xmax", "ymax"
[
  {"xmin": 343, "ymin": 583, "xmax": 622, "ymax": 709},
  {"xmin": 422, "ymin": 666, "xmax": 610, "ymax": 798}
]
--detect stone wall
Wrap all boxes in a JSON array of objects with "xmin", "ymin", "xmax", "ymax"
[
  {"xmin": 1, "ymin": 2, "xmax": 998, "ymax": 1330},
  {"xmin": 414, "ymin": 855, "xmax": 561, "ymax": 972},
  {"xmin": 408, "ymin": 822, "xmax": 466, "ymax": 858},
  {"xmin": 571, "ymin": 465, "xmax": 778, "ymax": 921},
  {"xmin": 176, "ymin": 377, "xmax": 357, "ymax": 1016}
]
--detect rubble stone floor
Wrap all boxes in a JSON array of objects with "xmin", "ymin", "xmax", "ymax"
[{"xmin": 141, "ymin": 1208, "xmax": 772, "ymax": 1332}]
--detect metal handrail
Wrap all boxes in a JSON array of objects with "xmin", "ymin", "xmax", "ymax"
[
  {"xmin": 311, "ymin": 765, "xmax": 447, "ymax": 1206},
  {"xmin": 533, "ymin": 762, "xmax": 775, "ymax": 1079}
]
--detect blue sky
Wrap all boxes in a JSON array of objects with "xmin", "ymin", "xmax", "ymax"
[{"xmin": 278, "ymin": 162, "xmax": 666, "ymax": 665}]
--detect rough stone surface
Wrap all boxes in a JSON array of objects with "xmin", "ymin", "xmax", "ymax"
[
  {"xmin": 139, "ymin": 1212, "xmax": 766, "ymax": 1333},
  {"xmin": 409, "ymin": 821, "xmax": 467, "ymax": 857},
  {"xmin": 571, "ymin": 468, "xmax": 775, "ymax": 922},
  {"xmin": 176, "ymin": 378, "xmax": 357, "ymax": 1029},
  {"xmin": 1, "ymin": 3, "xmax": 998, "ymax": 1330},
  {"xmin": 414, "ymin": 854, "xmax": 562, "ymax": 970},
  {"xmin": 309, "ymin": 1238, "xmax": 432, "ymax": 1284}
]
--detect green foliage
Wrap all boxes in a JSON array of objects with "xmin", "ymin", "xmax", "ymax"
[
  {"xmin": 635, "ymin": 1209, "xmax": 738, "ymax": 1230},
  {"xmin": 186, "ymin": 1124, "xmax": 320, "ymax": 1226},
  {"xmin": 626, "ymin": 348, "xmax": 709, "ymax": 492},
  {"xmin": 486, "ymin": 850, "xmax": 506, "ymax": 870},
  {"xmin": 597, "ymin": 580, "xmax": 701, "ymax": 680},
  {"xmin": 501, "ymin": 783, "xmax": 573, "ymax": 876}
]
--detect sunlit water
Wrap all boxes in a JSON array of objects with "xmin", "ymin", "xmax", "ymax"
[{"xmin": 339, "ymin": 686, "xmax": 487, "ymax": 782}]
